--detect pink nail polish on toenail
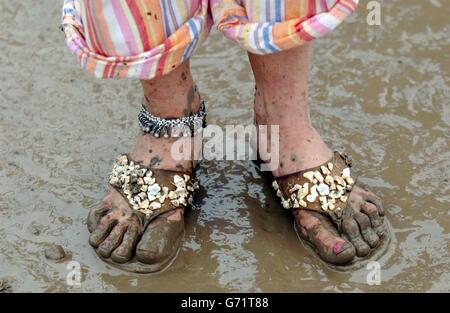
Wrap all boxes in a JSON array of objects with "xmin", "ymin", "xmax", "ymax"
[{"xmin": 333, "ymin": 242, "xmax": 344, "ymax": 254}]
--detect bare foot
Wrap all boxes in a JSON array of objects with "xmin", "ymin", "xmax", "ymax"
[{"xmin": 87, "ymin": 132, "xmax": 198, "ymax": 267}]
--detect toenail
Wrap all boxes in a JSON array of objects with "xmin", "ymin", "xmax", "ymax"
[{"xmin": 333, "ymin": 242, "xmax": 344, "ymax": 255}]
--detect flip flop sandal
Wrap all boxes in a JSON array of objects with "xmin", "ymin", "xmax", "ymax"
[
  {"xmin": 271, "ymin": 151, "xmax": 393, "ymax": 271},
  {"xmin": 90, "ymin": 154, "xmax": 199, "ymax": 273}
]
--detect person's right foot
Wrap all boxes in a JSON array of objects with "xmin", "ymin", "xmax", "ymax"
[
  {"xmin": 86, "ymin": 60, "xmax": 204, "ymax": 272},
  {"xmin": 87, "ymin": 132, "xmax": 199, "ymax": 270}
]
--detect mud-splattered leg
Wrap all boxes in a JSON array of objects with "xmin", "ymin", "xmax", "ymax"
[
  {"xmin": 249, "ymin": 45, "xmax": 385, "ymax": 263},
  {"xmin": 88, "ymin": 61, "xmax": 202, "ymax": 268}
]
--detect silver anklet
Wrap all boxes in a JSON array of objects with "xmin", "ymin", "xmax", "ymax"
[{"xmin": 138, "ymin": 100, "xmax": 206, "ymax": 138}]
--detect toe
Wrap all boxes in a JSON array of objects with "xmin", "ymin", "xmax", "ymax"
[
  {"xmin": 111, "ymin": 225, "xmax": 139, "ymax": 264},
  {"xmin": 97, "ymin": 223, "xmax": 128, "ymax": 258},
  {"xmin": 136, "ymin": 210, "xmax": 184, "ymax": 265},
  {"xmin": 330, "ymin": 240, "xmax": 356, "ymax": 264},
  {"xmin": 89, "ymin": 216, "xmax": 117, "ymax": 248},
  {"xmin": 353, "ymin": 211, "xmax": 379, "ymax": 248},
  {"xmin": 343, "ymin": 218, "xmax": 371, "ymax": 257},
  {"xmin": 297, "ymin": 211, "xmax": 356, "ymax": 264},
  {"xmin": 361, "ymin": 202, "xmax": 385, "ymax": 237},
  {"xmin": 87, "ymin": 204, "xmax": 110, "ymax": 233},
  {"xmin": 360, "ymin": 188, "xmax": 384, "ymax": 216}
]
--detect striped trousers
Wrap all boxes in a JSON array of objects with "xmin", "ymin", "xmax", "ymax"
[{"xmin": 62, "ymin": 0, "xmax": 358, "ymax": 79}]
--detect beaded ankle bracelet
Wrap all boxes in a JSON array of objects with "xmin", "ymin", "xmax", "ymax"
[{"xmin": 138, "ymin": 100, "xmax": 206, "ymax": 138}]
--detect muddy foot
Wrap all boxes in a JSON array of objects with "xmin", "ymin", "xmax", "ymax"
[
  {"xmin": 87, "ymin": 132, "xmax": 197, "ymax": 271},
  {"xmin": 294, "ymin": 183, "xmax": 385, "ymax": 264},
  {"xmin": 340, "ymin": 184, "xmax": 385, "ymax": 256},
  {"xmin": 295, "ymin": 210, "xmax": 356, "ymax": 264}
]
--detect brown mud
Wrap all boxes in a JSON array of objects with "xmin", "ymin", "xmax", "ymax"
[{"xmin": 0, "ymin": 0, "xmax": 448, "ymax": 292}]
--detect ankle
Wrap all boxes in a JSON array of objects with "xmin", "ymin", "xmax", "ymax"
[
  {"xmin": 142, "ymin": 87, "xmax": 201, "ymax": 119},
  {"xmin": 253, "ymin": 85, "xmax": 310, "ymax": 127},
  {"xmin": 252, "ymin": 83, "xmax": 332, "ymax": 176},
  {"xmin": 140, "ymin": 61, "xmax": 201, "ymax": 119}
]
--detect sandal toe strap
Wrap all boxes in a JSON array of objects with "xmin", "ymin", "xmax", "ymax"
[
  {"xmin": 109, "ymin": 154, "xmax": 199, "ymax": 220},
  {"xmin": 272, "ymin": 151, "xmax": 356, "ymax": 230}
]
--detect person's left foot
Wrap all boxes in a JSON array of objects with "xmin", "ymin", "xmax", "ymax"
[
  {"xmin": 294, "ymin": 182, "xmax": 385, "ymax": 259},
  {"xmin": 271, "ymin": 149, "xmax": 387, "ymax": 264},
  {"xmin": 254, "ymin": 89, "xmax": 386, "ymax": 265}
]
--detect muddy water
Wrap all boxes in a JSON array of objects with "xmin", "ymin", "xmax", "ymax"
[{"xmin": 0, "ymin": 0, "xmax": 449, "ymax": 292}]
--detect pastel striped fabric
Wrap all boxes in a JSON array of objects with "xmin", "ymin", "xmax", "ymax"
[{"xmin": 62, "ymin": 0, "xmax": 358, "ymax": 79}]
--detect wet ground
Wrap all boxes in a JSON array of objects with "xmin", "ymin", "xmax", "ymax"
[{"xmin": 0, "ymin": 0, "xmax": 449, "ymax": 292}]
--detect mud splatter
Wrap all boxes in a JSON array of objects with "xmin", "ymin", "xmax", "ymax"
[{"xmin": 0, "ymin": 0, "xmax": 448, "ymax": 292}]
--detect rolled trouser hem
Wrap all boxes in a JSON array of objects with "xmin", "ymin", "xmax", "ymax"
[
  {"xmin": 62, "ymin": 25, "xmax": 207, "ymax": 79},
  {"xmin": 61, "ymin": 1, "xmax": 211, "ymax": 80},
  {"xmin": 217, "ymin": 0, "xmax": 359, "ymax": 55}
]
